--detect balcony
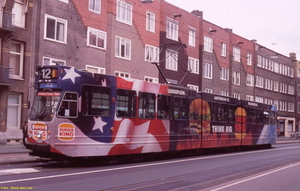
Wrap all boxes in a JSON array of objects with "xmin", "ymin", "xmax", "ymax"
[
  {"xmin": 0, "ymin": 11, "xmax": 14, "ymax": 34},
  {"xmin": 0, "ymin": 66, "xmax": 11, "ymax": 86}
]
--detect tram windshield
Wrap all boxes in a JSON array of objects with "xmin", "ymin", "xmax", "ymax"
[{"xmin": 29, "ymin": 92, "xmax": 60, "ymax": 121}]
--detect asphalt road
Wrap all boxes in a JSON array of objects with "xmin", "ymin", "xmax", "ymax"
[{"xmin": 1, "ymin": 143, "xmax": 300, "ymax": 190}]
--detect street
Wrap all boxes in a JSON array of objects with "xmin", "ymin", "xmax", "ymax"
[{"xmin": 1, "ymin": 143, "xmax": 300, "ymax": 191}]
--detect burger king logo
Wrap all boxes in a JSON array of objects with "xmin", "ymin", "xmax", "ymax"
[
  {"xmin": 58, "ymin": 123, "xmax": 75, "ymax": 141},
  {"xmin": 235, "ymin": 107, "xmax": 247, "ymax": 139}
]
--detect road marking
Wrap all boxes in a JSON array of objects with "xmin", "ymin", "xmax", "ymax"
[
  {"xmin": 0, "ymin": 168, "xmax": 40, "ymax": 175},
  {"xmin": 211, "ymin": 162, "xmax": 300, "ymax": 191},
  {"xmin": 1, "ymin": 145, "xmax": 300, "ymax": 184}
]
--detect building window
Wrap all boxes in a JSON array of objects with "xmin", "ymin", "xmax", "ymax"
[
  {"xmin": 145, "ymin": 45, "xmax": 159, "ymax": 63},
  {"xmin": 188, "ymin": 57, "xmax": 199, "ymax": 74},
  {"xmin": 165, "ymin": 49, "xmax": 178, "ymax": 71},
  {"xmin": 187, "ymin": 84, "xmax": 199, "ymax": 92},
  {"xmin": 220, "ymin": 91, "xmax": 229, "ymax": 96},
  {"xmin": 86, "ymin": 65, "xmax": 105, "ymax": 74},
  {"xmin": 166, "ymin": 18, "xmax": 179, "ymax": 41},
  {"xmin": 12, "ymin": 0, "xmax": 26, "ymax": 28},
  {"xmin": 87, "ymin": 27, "xmax": 106, "ymax": 50},
  {"xmin": 144, "ymin": 76, "xmax": 158, "ymax": 83},
  {"xmin": 255, "ymin": 96, "xmax": 264, "ymax": 103},
  {"xmin": 203, "ymin": 62, "xmax": 213, "ymax": 79},
  {"xmin": 220, "ymin": 68, "xmax": 229, "ymax": 81},
  {"xmin": 44, "ymin": 14, "xmax": 67, "ymax": 44},
  {"xmin": 7, "ymin": 93, "xmax": 22, "ymax": 129},
  {"xmin": 221, "ymin": 43, "xmax": 226, "ymax": 57},
  {"xmin": 43, "ymin": 57, "xmax": 66, "ymax": 66},
  {"xmin": 274, "ymin": 81, "xmax": 279, "ymax": 91},
  {"xmin": 204, "ymin": 36, "xmax": 213, "ymax": 53},
  {"xmin": 247, "ymin": 53, "xmax": 252, "ymax": 66},
  {"xmin": 59, "ymin": 0, "xmax": 69, "ymax": 3},
  {"xmin": 205, "ymin": 88, "xmax": 212, "ymax": 93},
  {"xmin": 115, "ymin": 71, "xmax": 130, "ymax": 78},
  {"xmin": 246, "ymin": 74, "xmax": 254, "ymax": 86},
  {"xmin": 146, "ymin": 11, "xmax": 155, "ymax": 32},
  {"xmin": 246, "ymin": 95, "xmax": 254, "ymax": 101},
  {"xmin": 298, "ymin": 102, "xmax": 300, "ymax": 113},
  {"xmin": 232, "ymin": 93, "xmax": 240, "ymax": 100},
  {"xmin": 232, "ymin": 71, "xmax": 240, "ymax": 85},
  {"xmin": 116, "ymin": 0, "xmax": 132, "ymax": 25},
  {"xmin": 188, "ymin": 27, "xmax": 196, "ymax": 47},
  {"xmin": 233, "ymin": 47, "xmax": 240, "ymax": 62},
  {"xmin": 10, "ymin": 41, "xmax": 24, "ymax": 78},
  {"xmin": 89, "ymin": 0, "xmax": 101, "ymax": 13},
  {"xmin": 256, "ymin": 76, "xmax": 264, "ymax": 88},
  {"xmin": 288, "ymin": 102, "xmax": 294, "ymax": 112},
  {"xmin": 115, "ymin": 36, "xmax": 131, "ymax": 60}
]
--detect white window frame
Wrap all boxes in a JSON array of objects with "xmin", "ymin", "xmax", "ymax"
[
  {"xmin": 188, "ymin": 27, "xmax": 196, "ymax": 47},
  {"xmin": 288, "ymin": 102, "xmax": 295, "ymax": 112},
  {"xmin": 274, "ymin": 81, "xmax": 279, "ymax": 92},
  {"xmin": 233, "ymin": 47, "xmax": 240, "ymax": 62},
  {"xmin": 188, "ymin": 57, "xmax": 199, "ymax": 74},
  {"xmin": 145, "ymin": 44, "xmax": 159, "ymax": 63},
  {"xmin": 232, "ymin": 93, "xmax": 240, "ymax": 100},
  {"xmin": 166, "ymin": 18, "xmax": 178, "ymax": 41},
  {"xmin": 43, "ymin": 57, "xmax": 66, "ymax": 66},
  {"xmin": 7, "ymin": 93, "xmax": 22, "ymax": 130},
  {"xmin": 12, "ymin": 0, "xmax": 26, "ymax": 28},
  {"xmin": 87, "ymin": 27, "xmax": 106, "ymax": 50},
  {"xmin": 115, "ymin": 71, "xmax": 130, "ymax": 78},
  {"xmin": 220, "ymin": 67, "xmax": 229, "ymax": 81},
  {"xmin": 115, "ymin": 36, "xmax": 131, "ymax": 60},
  {"xmin": 89, "ymin": 0, "xmax": 101, "ymax": 13},
  {"xmin": 116, "ymin": 0, "xmax": 132, "ymax": 25},
  {"xmin": 44, "ymin": 14, "xmax": 68, "ymax": 44},
  {"xmin": 221, "ymin": 42, "xmax": 226, "ymax": 57},
  {"xmin": 144, "ymin": 76, "xmax": 158, "ymax": 83},
  {"xmin": 86, "ymin": 65, "xmax": 105, "ymax": 74},
  {"xmin": 204, "ymin": 36, "xmax": 213, "ymax": 53},
  {"xmin": 255, "ymin": 96, "xmax": 264, "ymax": 103},
  {"xmin": 146, "ymin": 11, "xmax": 155, "ymax": 33},
  {"xmin": 187, "ymin": 84, "xmax": 199, "ymax": 92},
  {"xmin": 204, "ymin": 88, "xmax": 213, "ymax": 93},
  {"xmin": 220, "ymin": 91, "xmax": 229, "ymax": 96},
  {"xmin": 256, "ymin": 76, "xmax": 264, "ymax": 88},
  {"xmin": 246, "ymin": 95, "xmax": 254, "ymax": 101},
  {"xmin": 9, "ymin": 41, "xmax": 24, "ymax": 79},
  {"xmin": 246, "ymin": 74, "xmax": 254, "ymax": 86},
  {"xmin": 232, "ymin": 71, "xmax": 240, "ymax": 85},
  {"xmin": 247, "ymin": 53, "xmax": 252, "ymax": 66},
  {"xmin": 203, "ymin": 62, "xmax": 213, "ymax": 79},
  {"xmin": 165, "ymin": 49, "xmax": 178, "ymax": 71}
]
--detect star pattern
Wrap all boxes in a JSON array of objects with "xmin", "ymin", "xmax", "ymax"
[
  {"xmin": 62, "ymin": 67, "xmax": 80, "ymax": 84},
  {"xmin": 92, "ymin": 117, "xmax": 107, "ymax": 133}
]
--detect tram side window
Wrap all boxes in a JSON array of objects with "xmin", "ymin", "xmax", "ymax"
[
  {"xmin": 218, "ymin": 103, "xmax": 228, "ymax": 122},
  {"xmin": 206, "ymin": 101, "xmax": 216, "ymax": 122},
  {"xmin": 82, "ymin": 85, "xmax": 110, "ymax": 117},
  {"xmin": 256, "ymin": 109, "xmax": 264, "ymax": 124},
  {"xmin": 174, "ymin": 97, "xmax": 188, "ymax": 120},
  {"xmin": 58, "ymin": 92, "xmax": 78, "ymax": 118},
  {"xmin": 116, "ymin": 89, "xmax": 136, "ymax": 118},
  {"xmin": 139, "ymin": 92, "xmax": 155, "ymax": 119},
  {"xmin": 228, "ymin": 105, "xmax": 236, "ymax": 122},
  {"xmin": 270, "ymin": 111, "xmax": 276, "ymax": 125},
  {"xmin": 246, "ymin": 107, "xmax": 256, "ymax": 123},
  {"xmin": 158, "ymin": 95, "xmax": 171, "ymax": 120}
]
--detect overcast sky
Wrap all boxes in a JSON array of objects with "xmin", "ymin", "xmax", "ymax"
[{"xmin": 167, "ymin": 0, "xmax": 300, "ymax": 59}]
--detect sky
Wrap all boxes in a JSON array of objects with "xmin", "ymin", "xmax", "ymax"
[{"xmin": 167, "ymin": 0, "xmax": 300, "ymax": 59}]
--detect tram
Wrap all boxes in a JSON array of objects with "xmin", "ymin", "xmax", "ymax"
[{"xmin": 25, "ymin": 65, "xmax": 277, "ymax": 159}]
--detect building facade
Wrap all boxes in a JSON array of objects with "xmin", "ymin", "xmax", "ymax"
[
  {"xmin": 0, "ymin": 0, "xmax": 33, "ymax": 144},
  {"xmin": 0, "ymin": 0, "xmax": 298, "ymax": 144}
]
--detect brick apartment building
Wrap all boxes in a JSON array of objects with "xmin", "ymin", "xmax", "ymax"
[
  {"xmin": 0, "ymin": 0, "xmax": 298, "ymax": 144},
  {"xmin": 0, "ymin": 0, "xmax": 33, "ymax": 144}
]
